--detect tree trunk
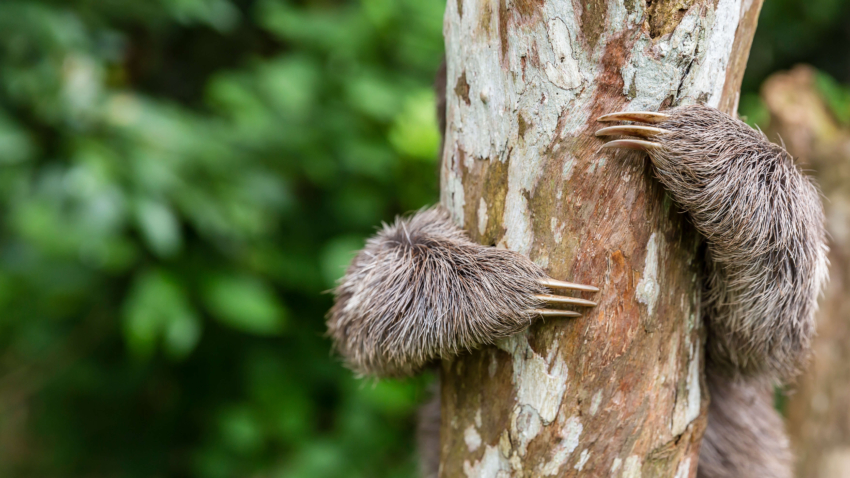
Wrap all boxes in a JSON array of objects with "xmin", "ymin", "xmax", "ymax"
[
  {"xmin": 761, "ymin": 66, "xmax": 850, "ymax": 478},
  {"xmin": 437, "ymin": 1, "xmax": 763, "ymax": 476}
]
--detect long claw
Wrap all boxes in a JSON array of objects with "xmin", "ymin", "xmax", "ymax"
[
  {"xmin": 535, "ymin": 293, "xmax": 597, "ymax": 307},
  {"xmin": 597, "ymin": 111, "xmax": 670, "ymax": 124},
  {"xmin": 538, "ymin": 278, "xmax": 599, "ymax": 292},
  {"xmin": 532, "ymin": 309, "xmax": 582, "ymax": 318},
  {"xmin": 600, "ymin": 139, "xmax": 661, "ymax": 151},
  {"xmin": 595, "ymin": 125, "xmax": 667, "ymax": 138}
]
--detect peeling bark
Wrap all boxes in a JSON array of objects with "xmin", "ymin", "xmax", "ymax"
[
  {"xmin": 761, "ymin": 66, "xmax": 850, "ymax": 478},
  {"xmin": 438, "ymin": 1, "xmax": 763, "ymax": 476}
]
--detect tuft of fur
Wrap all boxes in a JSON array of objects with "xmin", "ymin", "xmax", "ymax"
[
  {"xmin": 697, "ymin": 372, "xmax": 792, "ymax": 478},
  {"xmin": 650, "ymin": 105, "xmax": 829, "ymax": 381},
  {"xmin": 327, "ymin": 206, "xmax": 547, "ymax": 377}
]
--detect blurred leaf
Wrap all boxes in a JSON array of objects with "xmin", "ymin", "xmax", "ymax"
[
  {"xmin": 164, "ymin": 304, "xmax": 203, "ymax": 359},
  {"xmin": 218, "ymin": 406, "xmax": 264, "ymax": 455},
  {"xmin": 815, "ymin": 70, "xmax": 850, "ymax": 126},
  {"xmin": 276, "ymin": 440, "xmax": 346, "ymax": 478},
  {"xmin": 320, "ymin": 235, "xmax": 364, "ymax": 288},
  {"xmin": 135, "ymin": 198, "xmax": 183, "ymax": 258},
  {"xmin": 362, "ymin": 0, "xmax": 398, "ymax": 27},
  {"xmin": 738, "ymin": 93, "xmax": 770, "ymax": 129},
  {"xmin": 333, "ymin": 185, "xmax": 384, "ymax": 227},
  {"xmin": 257, "ymin": 0, "xmax": 365, "ymax": 54},
  {"xmin": 258, "ymin": 56, "xmax": 321, "ymax": 117},
  {"xmin": 356, "ymin": 379, "xmax": 422, "ymax": 415},
  {"xmin": 388, "ymin": 89, "xmax": 440, "ymax": 160},
  {"xmin": 163, "ymin": 0, "xmax": 241, "ymax": 31},
  {"xmin": 346, "ymin": 72, "xmax": 403, "ymax": 121},
  {"xmin": 123, "ymin": 270, "xmax": 201, "ymax": 359},
  {"xmin": 202, "ymin": 274, "xmax": 287, "ymax": 335},
  {"xmin": 0, "ymin": 112, "xmax": 35, "ymax": 163}
]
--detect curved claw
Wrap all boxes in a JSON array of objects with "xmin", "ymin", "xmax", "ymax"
[
  {"xmin": 532, "ymin": 309, "xmax": 582, "ymax": 318},
  {"xmin": 597, "ymin": 111, "xmax": 670, "ymax": 124},
  {"xmin": 600, "ymin": 139, "xmax": 661, "ymax": 151},
  {"xmin": 538, "ymin": 278, "xmax": 599, "ymax": 292},
  {"xmin": 535, "ymin": 293, "xmax": 597, "ymax": 307},
  {"xmin": 595, "ymin": 125, "xmax": 667, "ymax": 139}
]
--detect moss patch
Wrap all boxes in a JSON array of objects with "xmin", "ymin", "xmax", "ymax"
[{"xmin": 645, "ymin": 0, "xmax": 696, "ymax": 39}]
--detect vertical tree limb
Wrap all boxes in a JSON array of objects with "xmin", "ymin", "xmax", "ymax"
[{"xmin": 438, "ymin": 1, "xmax": 763, "ymax": 476}]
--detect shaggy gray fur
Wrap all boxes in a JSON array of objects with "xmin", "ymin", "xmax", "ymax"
[
  {"xmin": 651, "ymin": 105, "xmax": 829, "ymax": 381},
  {"xmin": 698, "ymin": 372, "xmax": 792, "ymax": 478},
  {"xmin": 327, "ymin": 207, "xmax": 548, "ymax": 377},
  {"xmin": 646, "ymin": 105, "xmax": 826, "ymax": 478}
]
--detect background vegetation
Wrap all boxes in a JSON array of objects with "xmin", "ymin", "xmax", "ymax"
[{"xmin": 0, "ymin": 1, "xmax": 847, "ymax": 477}]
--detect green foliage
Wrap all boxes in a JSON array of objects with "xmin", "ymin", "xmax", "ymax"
[
  {"xmin": 743, "ymin": 0, "xmax": 850, "ymax": 93},
  {"xmin": 202, "ymin": 274, "xmax": 287, "ymax": 335},
  {"xmin": 0, "ymin": 0, "xmax": 848, "ymax": 477},
  {"xmin": 0, "ymin": 0, "xmax": 441, "ymax": 476},
  {"xmin": 124, "ymin": 269, "xmax": 201, "ymax": 359}
]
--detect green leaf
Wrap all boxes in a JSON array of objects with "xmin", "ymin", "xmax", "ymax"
[
  {"xmin": 123, "ymin": 270, "xmax": 201, "ymax": 359},
  {"xmin": 258, "ymin": 56, "xmax": 321, "ymax": 116},
  {"xmin": 164, "ymin": 0, "xmax": 241, "ymax": 31},
  {"xmin": 320, "ymin": 235, "xmax": 364, "ymax": 288},
  {"xmin": 135, "ymin": 198, "xmax": 183, "ymax": 258},
  {"xmin": 346, "ymin": 73, "xmax": 403, "ymax": 121},
  {"xmin": 815, "ymin": 70, "xmax": 850, "ymax": 126},
  {"xmin": 738, "ymin": 93, "xmax": 770, "ymax": 130},
  {"xmin": 356, "ymin": 379, "xmax": 422, "ymax": 415},
  {"xmin": 218, "ymin": 406, "xmax": 264, "ymax": 455},
  {"xmin": 388, "ymin": 88, "xmax": 440, "ymax": 160},
  {"xmin": 202, "ymin": 274, "xmax": 286, "ymax": 335},
  {"xmin": 0, "ymin": 112, "xmax": 35, "ymax": 163},
  {"xmin": 164, "ymin": 306, "xmax": 203, "ymax": 359}
]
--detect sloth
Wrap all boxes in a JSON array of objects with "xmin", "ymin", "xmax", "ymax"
[{"xmin": 327, "ymin": 70, "xmax": 828, "ymax": 477}]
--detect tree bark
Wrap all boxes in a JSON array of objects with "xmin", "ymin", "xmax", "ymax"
[
  {"xmin": 761, "ymin": 66, "xmax": 850, "ymax": 478},
  {"xmin": 437, "ymin": 1, "xmax": 763, "ymax": 476}
]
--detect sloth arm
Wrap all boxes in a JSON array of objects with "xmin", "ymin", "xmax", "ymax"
[{"xmin": 597, "ymin": 105, "xmax": 828, "ymax": 380}]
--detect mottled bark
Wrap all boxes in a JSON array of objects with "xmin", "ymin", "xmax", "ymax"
[
  {"xmin": 438, "ymin": 1, "xmax": 763, "ymax": 476},
  {"xmin": 761, "ymin": 66, "xmax": 850, "ymax": 478}
]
